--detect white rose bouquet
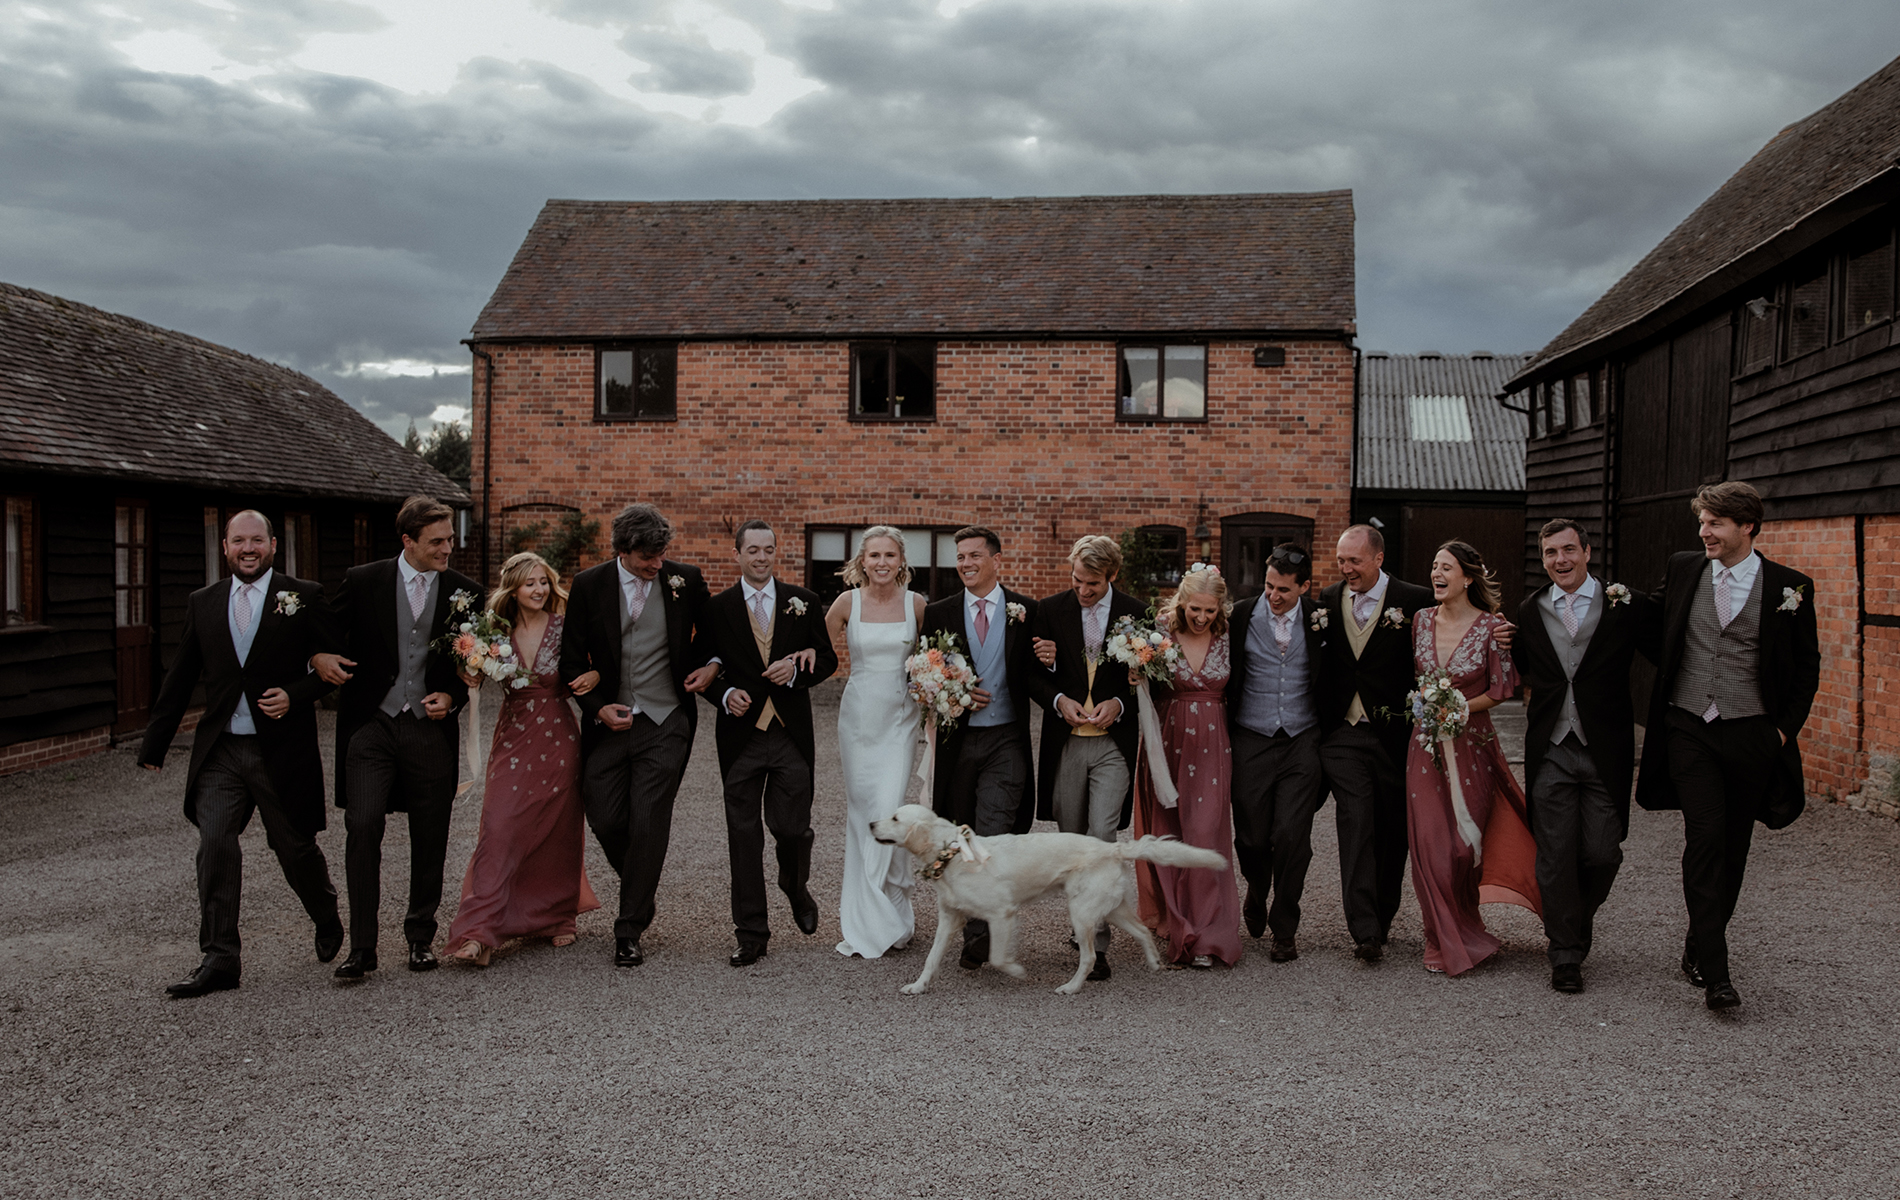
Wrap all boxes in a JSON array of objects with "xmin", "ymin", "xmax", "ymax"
[
  {"xmin": 905, "ymin": 631, "xmax": 978, "ymax": 730},
  {"xmin": 434, "ymin": 611, "xmax": 532, "ymax": 690}
]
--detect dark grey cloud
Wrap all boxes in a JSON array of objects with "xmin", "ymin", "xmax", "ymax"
[{"xmin": 1, "ymin": 0, "xmax": 1896, "ymax": 435}]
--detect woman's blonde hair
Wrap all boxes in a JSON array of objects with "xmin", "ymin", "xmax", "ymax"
[
  {"xmin": 840, "ymin": 525, "xmax": 913, "ymax": 589},
  {"xmin": 1157, "ymin": 564, "xmax": 1230, "ymax": 638},
  {"xmin": 488, "ymin": 551, "xmax": 568, "ymax": 625},
  {"xmin": 1435, "ymin": 540, "xmax": 1501, "ymax": 614}
]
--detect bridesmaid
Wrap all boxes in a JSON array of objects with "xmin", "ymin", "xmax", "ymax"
[
  {"xmin": 444, "ymin": 552, "xmax": 601, "ymax": 966},
  {"xmin": 1405, "ymin": 540, "xmax": 1541, "ymax": 976},
  {"xmin": 825, "ymin": 527, "xmax": 927, "ymax": 958},
  {"xmin": 1132, "ymin": 564, "xmax": 1243, "ymax": 968}
]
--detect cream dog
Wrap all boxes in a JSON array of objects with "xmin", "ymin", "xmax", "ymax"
[{"xmin": 870, "ymin": 804, "xmax": 1228, "ymax": 995}]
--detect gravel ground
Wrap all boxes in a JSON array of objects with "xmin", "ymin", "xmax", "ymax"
[{"xmin": 3, "ymin": 685, "xmax": 1897, "ymax": 1199}]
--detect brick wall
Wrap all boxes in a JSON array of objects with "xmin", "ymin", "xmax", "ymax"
[
  {"xmin": 0, "ymin": 727, "xmax": 111, "ymax": 776},
  {"xmin": 1852, "ymin": 515, "xmax": 1900, "ymax": 818},
  {"xmin": 1755, "ymin": 517, "xmax": 1859, "ymax": 800},
  {"xmin": 468, "ymin": 338, "xmax": 1356, "ymax": 598}
]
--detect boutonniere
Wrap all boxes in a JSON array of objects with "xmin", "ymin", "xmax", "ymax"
[
  {"xmin": 667, "ymin": 574, "xmax": 685, "ymax": 599},
  {"xmin": 785, "ymin": 596, "xmax": 808, "ymax": 617},
  {"xmin": 449, "ymin": 588, "xmax": 478, "ymax": 614},
  {"xmin": 1309, "ymin": 607, "xmax": 1329, "ymax": 632},
  {"xmin": 1779, "ymin": 584, "xmax": 1807, "ymax": 613},
  {"xmin": 274, "ymin": 591, "xmax": 303, "ymax": 616},
  {"xmin": 1605, "ymin": 583, "xmax": 1631, "ymax": 608},
  {"xmin": 1006, "ymin": 602, "xmax": 1027, "ymax": 624},
  {"xmin": 1382, "ymin": 606, "xmax": 1407, "ymax": 629}
]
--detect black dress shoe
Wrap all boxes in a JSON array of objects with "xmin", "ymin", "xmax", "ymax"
[
  {"xmin": 1705, "ymin": 982, "xmax": 1741, "ymax": 1010},
  {"xmin": 959, "ymin": 938, "xmax": 990, "ymax": 970},
  {"xmin": 1681, "ymin": 944, "xmax": 1706, "ymax": 988},
  {"xmin": 1353, "ymin": 938, "xmax": 1384, "ymax": 963},
  {"xmin": 1551, "ymin": 963, "xmax": 1584, "ymax": 994},
  {"xmin": 1242, "ymin": 889, "xmax": 1267, "ymax": 940},
  {"xmin": 334, "ymin": 948, "xmax": 377, "ymax": 979},
  {"xmin": 1087, "ymin": 953, "xmax": 1111, "ymax": 982},
  {"xmin": 1269, "ymin": 938, "xmax": 1299, "ymax": 963},
  {"xmin": 407, "ymin": 942, "xmax": 438, "ymax": 972},
  {"xmin": 166, "ymin": 966, "xmax": 239, "ymax": 998},
  {"xmin": 614, "ymin": 938, "xmax": 644, "ymax": 968},
  {"xmin": 790, "ymin": 888, "xmax": 819, "ymax": 936},
  {"xmin": 315, "ymin": 922, "xmax": 345, "ymax": 964},
  {"xmin": 729, "ymin": 942, "xmax": 768, "ymax": 967}
]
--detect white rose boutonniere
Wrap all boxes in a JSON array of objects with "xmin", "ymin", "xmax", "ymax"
[
  {"xmin": 1605, "ymin": 583, "xmax": 1631, "ymax": 608},
  {"xmin": 785, "ymin": 596, "xmax": 808, "ymax": 617},
  {"xmin": 1382, "ymin": 606, "xmax": 1407, "ymax": 629},
  {"xmin": 667, "ymin": 574, "xmax": 685, "ymax": 599},
  {"xmin": 1779, "ymin": 584, "xmax": 1808, "ymax": 613},
  {"xmin": 1006, "ymin": 602, "xmax": 1027, "ymax": 625},
  {"xmin": 274, "ymin": 591, "xmax": 303, "ymax": 616},
  {"xmin": 1310, "ymin": 607, "xmax": 1329, "ymax": 632},
  {"xmin": 449, "ymin": 588, "xmax": 478, "ymax": 614}
]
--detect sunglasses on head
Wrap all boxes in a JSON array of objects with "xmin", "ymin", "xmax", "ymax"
[{"xmin": 1269, "ymin": 548, "xmax": 1308, "ymax": 565}]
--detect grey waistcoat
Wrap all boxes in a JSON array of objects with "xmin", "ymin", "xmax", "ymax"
[
  {"xmin": 1670, "ymin": 563, "xmax": 1765, "ymax": 720},
  {"xmin": 1536, "ymin": 585, "xmax": 1604, "ymax": 745},
  {"xmin": 618, "ymin": 584, "xmax": 677, "ymax": 725},
  {"xmin": 967, "ymin": 598, "xmax": 1015, "ymax": 727},
  {"xmin": 1237, "ymin": 603, "xmax": 1316, "ymax": 738},
  {"xmin": 379, "ymin": 572, "xmax": 439, "ymax": 718}
]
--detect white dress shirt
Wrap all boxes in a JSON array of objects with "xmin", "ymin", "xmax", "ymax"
[
  {"xmin": 725, "ymin": 578, "xmax": 782, "ymax": 712},
  {"xmin": 226, "ymin": 568, "xmax": 272, "ymax": 735},
  {"xmin": 397, "ymin": 552, "xmax": 436, "ymax": 599},
  {"xmin": 1548, "ymin": 572, "xmax": 1599, "ymax": 628},
  {"xmin": 966, "ymin": 584, "xmax": 1005, "ymax": 637},
  {"xmin": 615, "ymin": 558, "xmax": 654, "ymax": 715},
  {"xmin": 1348, "ymin": 570, "xmax": 1390, "ymax": 627},
  {"xmin": 1055, "ymin": 591, "xmax": 1118, "ymax": 713},
  {"xmin": 1712, "ymin": 551, "xmax": 1762, "ymax": 617}
]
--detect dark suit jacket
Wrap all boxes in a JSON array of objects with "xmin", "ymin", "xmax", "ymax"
[
  {"xmin": 139, "ymin": 573, "xmax": 332, "ymax": 836},
  {"xmin": 922, "ymin": 587, "xmax": 1039, "ymax": 833},
  {"xmin": 1513, "ymin": 576, "xmax": 1658, "ymax": 837},
  {"xmin": 1314, "ymin": 575, "xmax": 1436, "ymax": 765},
  {"xmin": 1027, "ymin": 587, "xmax": 1145, "ymax": 827},
  {"xmin": 1225, "ymin": 592, "xmax": 1327, "ymax": 726},
  {"xmin": 559, "ymin": 557, "xmax": 712, "ymax": 757},
  {"xmin": 1635, "ymin": 551, "xmax": 1821, "ymax": 828},
  {"xmin": 328, "ymin": 558, "xmax": 482, "ymax": 809},
  {"xmin": 695, "ymin": 580, "xmax": 839, "ymax": 773}
]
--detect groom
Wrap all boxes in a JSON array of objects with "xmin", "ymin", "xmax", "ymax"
[
  {"xmin": 922, "ymin": 525, "xmax": 1039, "ymax": 970},
  {"xmin": 697, "ymin": 519, "xmax": 837, "ymax": 966}
]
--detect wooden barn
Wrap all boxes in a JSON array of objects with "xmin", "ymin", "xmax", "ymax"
[
  {"xmin": 0, "ymin": 283, "xmax": 467, "ymax": 775},
  {"xmin": 1501, "ymin": 54, "xmax": 1900, "ymax": 815},
  {"xmin": 1353, "ymin": 351, "xmax": 1529, "ymax": 616}
]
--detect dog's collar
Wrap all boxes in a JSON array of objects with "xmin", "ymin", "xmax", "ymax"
[{"xmin": 917, "ymin": 824, "xmax": 986, "ymax": 880}]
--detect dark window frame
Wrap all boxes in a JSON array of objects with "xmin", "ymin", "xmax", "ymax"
[
  {"xmin": 1116, "ymin": 341, "xmax": 1210, "ymax": 425},
  {"xmin": 848, "ymin": 340, "xmax": 937, "ymax": 423},
  {"xmin": 594, "ymin": 343, "xmax": 679, "ymax": 423},
  {"xmin": 2, "ymin": 493, "xmax": 42, "ymax": 630},
  {"xmin": 1782, "ymin": 256, "xmax": 1833, "ymax": 363},
  {"xmin": 1840, "ymin": 221, "xmax": 1896, "ymax": 342}
]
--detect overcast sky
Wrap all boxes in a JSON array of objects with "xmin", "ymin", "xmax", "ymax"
[{"xmin": 3, "ymin": 0, "xmax": 1896, "ymax": 437}]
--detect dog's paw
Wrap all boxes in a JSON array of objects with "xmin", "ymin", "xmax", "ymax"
[
  {"xmin": 1000, "ymin": 962, "xmax": 1026, "ymax": 978},
  {"xmin": 899, "ymin": 981, "xmax": 928, "ymax": 995},
  {"xmin": 1054, "ymin": 981, "xmax": 1084, "ymax": 995}
]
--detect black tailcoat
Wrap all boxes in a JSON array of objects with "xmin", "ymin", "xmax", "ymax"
[
  {"xmin": 1026, "ymin": 587, "xmax": 1146, "ymax": 827},
  {"xmin": 1313, "ymin": 576, "xmax": 1436, "ymax": 765},
  {"xmin": 558, "ymin": 558, "xmax": 712, "ymax": 758},
  {"xmin": 695, "ymin": 580, "xmax": 840, "ymax": 773},
  {"xmin": 921, "ymin": 588, "xmax": 1039, "ymax": 833}
]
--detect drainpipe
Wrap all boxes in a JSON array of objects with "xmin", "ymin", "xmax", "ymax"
[
  {"xmin": 1350, "ymin": 341, "xmax": 1362, "ymax": 521},
  {"xmin": 468, "ymin": 343, "xmax": 496, "ymax": 588}
]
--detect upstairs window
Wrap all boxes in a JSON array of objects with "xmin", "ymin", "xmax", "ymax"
[
  {"xmin": 1844, "ymin": 228, "xmax": 1895, "ymax": 335},
  {"xmin": 1568, "ymin": 372, "xmax": 1596, "ymax": 427},
  {"xmin": 1119, "ymin": 344, "xmax": 1206, "ymax": 422},
  {"xmin": 597, "ymin": 344, "xmax": 677, "ymax": 421},
  {"xmin": 850, "ymin": 341, "xmax": 935, "ymax": 421},
  {"xmin": 3, "ymin": 496, "xmax": 38, "ymax": 627},
  {"xmin": 203, "ymin": 506, "xmax": 224, "ymax": 585},
  {"xmin": 1737, "ymin": 293, "xmax": 1777, "ymax": 376},
  {"xmin": 1785, "ymin": 266, "xmax": 1830, "ymax": 359},
  {"xmin": 282, "ymin": 512, "xmax": 316, "ymax": 579}
]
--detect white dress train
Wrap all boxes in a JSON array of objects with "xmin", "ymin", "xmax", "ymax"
[{"xmin": 834, "ymin": 588, "xmax": 921, "ymax": 958}]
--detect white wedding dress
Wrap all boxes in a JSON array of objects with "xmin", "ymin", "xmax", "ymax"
[{"xmin": 834, "ymin": 588, "xmax": 921, "ymax": 958}]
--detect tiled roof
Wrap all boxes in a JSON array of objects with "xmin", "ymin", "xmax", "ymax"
[
  {"xmin": 471, "ymin": 193, "xmax": 1356, "ymax": 340},
  {"xmin": 0, "ymin": 283, "xmax": 467, "ymax": 504},
  {"xmin": 1357, "ymin": 352, "xmax": 1529, "ymax": 492},
  {"xmin": 1513, "ymin": 53, "xmax": 1900, "ymax": 386}
]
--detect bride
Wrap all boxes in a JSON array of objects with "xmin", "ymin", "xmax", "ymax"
[{"xmin": 824, "ymin": 526, "xmax": 926, "ymax": 958}]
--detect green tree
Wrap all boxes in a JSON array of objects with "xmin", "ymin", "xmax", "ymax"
[
  {"xmin": 420, "ymin": 419, "xmax": 471, "ymax": 488},
  {"xmin": 506, "ymin": 510, "xmax": 601, "ymax": 577},
  {"xmin": 1118, "ymin": 527, "xmax": 1171, "ymax": 604},
  {"xmin": 401, "ymin": 419, "xmax": 421, "ymax": 454}
]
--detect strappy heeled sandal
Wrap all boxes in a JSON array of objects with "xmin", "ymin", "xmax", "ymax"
[{"xmin": 449, "ymin": 939, "xmax": 491, "ymax": 966}]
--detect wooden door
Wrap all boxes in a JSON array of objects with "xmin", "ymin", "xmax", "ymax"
[
  {"xmin": 114, "ymin": 500, "xmax": 154, "ymax": 734},
  {"xmin": 1220, "ymin": 512, "xmax": 1315, "ymax": 601}
]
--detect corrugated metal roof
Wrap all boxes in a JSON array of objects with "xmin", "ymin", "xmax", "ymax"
[{"xmin": 1357, "ymin": 352, "xmax": 1529, "ymax": 492}]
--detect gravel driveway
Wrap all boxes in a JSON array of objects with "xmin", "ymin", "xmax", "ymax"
[{"xmin": 2, "ymin": 685, "xmax": 1896, "ymax": 1198}]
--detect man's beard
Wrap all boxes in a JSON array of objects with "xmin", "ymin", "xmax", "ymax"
[{"xmin": 228, "ymin": 559, "xmax": 269, "ymax": 584}]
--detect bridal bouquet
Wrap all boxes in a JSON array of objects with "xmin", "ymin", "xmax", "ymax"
[
  {"xmin": 1103, "ymin": 615, "xmax": 1183, "ymax": 684},
  {"xmin": 1408, "ymin": 670, "xmax": 1470, "ymax": 770},
  {"xmin": 434, "ymin": 610, "xmax": 532, "ymax": 690},
  {"xmin": 905, "ymin": 631, "xmax": 978, "ymax": 729}
]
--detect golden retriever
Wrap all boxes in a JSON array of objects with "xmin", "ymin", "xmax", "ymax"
[{"xmin": 870, "ymin": 804, "xmax": 1228, "ymax": 995}]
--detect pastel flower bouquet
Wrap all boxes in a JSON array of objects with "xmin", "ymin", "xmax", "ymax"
[
  {"xmin": 1105, "ymin": 614, "xmax": 1184, "ymax": 809},
  {"xmin": 905, "ymin": 630, "xmax": 978, "ymax": 730},
  {"xmin": 1408, "ymin": 669, "xmax": 1470, "ymax": 769},
  {"xmin": 434, "ymin": 610, "xmax": 532, "ymax": 690}
]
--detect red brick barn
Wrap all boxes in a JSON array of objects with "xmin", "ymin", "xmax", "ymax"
[{"xmin": 464, "ymin": 193, "xmax": 1357, "ymax": 610}]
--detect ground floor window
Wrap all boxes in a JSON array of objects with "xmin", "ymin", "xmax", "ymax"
[
  {"xmin": 805, "ymin": 524, "xmax": 964, "ymax": 605},
  {"xmin": 3, "ymin": 495, "xmax": 38, "ymax": 626}
]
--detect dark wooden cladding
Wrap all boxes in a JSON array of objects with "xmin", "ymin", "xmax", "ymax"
[
  {"xmin": 1732, "ymin": 322, "xmax": 1900, "ymax": 518},
  {"xmin": 1620, "ymin": 341, "xmax": 1672, "ymax": 500},
  {"xmin": 1522, "ymin": 430, "xmax": 1609, "ymax": 596},
  {"xmin": 1669, "ymin": 315, "xmax": 1733, "ymax": 491}
]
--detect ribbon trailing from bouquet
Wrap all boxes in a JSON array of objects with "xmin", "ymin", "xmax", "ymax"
[
  {"xmin": 464, "ymin": 681, "xmax": 484, "ymax": 781},
  {"xmin": 915, "ymin": 720, "xmax": 937, "ymax": 799},
  {"xmin": 1440, "ymin": 734, "xmax": 1482, "ymax": 867},
  {"xmin": 1133, "ymin": 679, "xmax": 1179, "ymax": 809}
]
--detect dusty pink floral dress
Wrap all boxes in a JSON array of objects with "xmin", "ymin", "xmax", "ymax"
[
  {"xmin": 1133, "ymin": 634, "xmax": 1243, "ymax": 966},
  {"xmin": 445, "ymin": 613, "xmax": 599, "ymax": 950}
]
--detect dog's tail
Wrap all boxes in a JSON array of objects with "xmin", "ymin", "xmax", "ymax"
[{"xmin": 1118, "ymin": 836, "xmax": 1226, "ymax": 872}]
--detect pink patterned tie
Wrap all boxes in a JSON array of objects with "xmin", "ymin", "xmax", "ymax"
[
  {"xmin": 974, "ymin": 598, "xmax": 990, "ymax": 644},
  {"xmin": 1353, "ymin": 590, "xmax": 1373, "ymax": 626},
  {"xmin": 627, "ymin": 576, "xmax": 649, "ymax": 625},
  {"xmin": 1084, "ymin": 604, "xmax": 1102, "ymax": 663},
  {"xmin": 1561, "ymin": 592, "xmax": 1578, "ymax": 639},
  {"xmin": 234, "ymin": 584, "xmax": 252, "ymax": 636},
  {"xmin": 1714, "ymin": 567, "xmax": 1733, "ymax": 629},
  {"xmin": 752, "ymin": 589, "xmax": 770, "ymax": 630},
  {"xmin": 1274, "ymin": 610, "xmax": 1291, "ymax": 656},
  {"xmin": 408, "ymin": 573, "xmax": 427, "ymax": 621}
]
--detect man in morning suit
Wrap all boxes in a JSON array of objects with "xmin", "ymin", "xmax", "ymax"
[
  {"xmin": 1315, "ymin": 523, "xmax": 1435, "ymax": 961},
  {"xmin": 1636, "ymin": 481, "xmax": 1820, "ymax": 1011},
  {"xmin": 1028, "ymin": 534, "xmax": 1144, "ymax": 979},
  {"xmin": 313, "ymin": 495, "xmax": 481, "ymax": 978},
  {"xmin": 922, "ymin": 525, "xmax": 1039, "ymax": 971},
  {"xmin": 560, "ymin": 503, "xmax": 716, "ymax": 968},
  {"xmin": 1225, "ymin": 543, "xmax": 1328, "ymax": 963},
  {"xmin": 1514, "ymin": 518, "xmax": 1657, "ymax": 995},
  {"xmin": 139, "ymin": 510, "xmax": 344, "ymax": 997},
  {"xmin": 697, "ymin": 520, "xmax": 838, "ymax": 967}
]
